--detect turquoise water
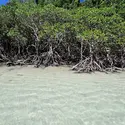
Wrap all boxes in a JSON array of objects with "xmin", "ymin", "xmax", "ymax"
[{"xmin": 0, "ymin": 66, "xmax": 125, "ymax": 125}]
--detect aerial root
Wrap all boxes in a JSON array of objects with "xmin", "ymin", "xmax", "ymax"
[{"xmin": 72, "ymin": 57, "xmax": 105, "ymax": 73}]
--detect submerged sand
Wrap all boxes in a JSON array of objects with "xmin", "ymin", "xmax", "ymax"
[{"xmin": 0, "ymin": 66, "xmax": 125, "ymax": 125}]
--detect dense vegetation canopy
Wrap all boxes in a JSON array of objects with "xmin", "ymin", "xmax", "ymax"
[{"xmin": 0, "ymin": 0, "xmax": 125, "ymax": 72}]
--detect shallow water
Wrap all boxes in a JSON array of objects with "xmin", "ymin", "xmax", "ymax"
[{"xmin": 0, "ymin": 66, "xmax": 125, "ymax": 125}]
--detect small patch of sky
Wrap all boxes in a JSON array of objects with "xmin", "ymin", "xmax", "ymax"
[
  {"xmin": 0, "ymin": 0, "xmax": 9, "ymax": 5},
  {"xmin": 80, "ymin": 0, "xmax": 85, "ymax": 3},
  {"xmin": 0, "ymin": 0, "xmax": 85, "ymax": 6}
]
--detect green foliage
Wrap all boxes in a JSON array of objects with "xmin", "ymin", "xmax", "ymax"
[
  {"xmin": 84, "ymin": 0, "xmax": 125, "ymax": 8},
  {"xmin": 0, "ymin": 0, "xmax": 125, "ymax": 69},
  {"xmin": 1, "ymin": 1, "xmax": 125, "ymax": 45}
]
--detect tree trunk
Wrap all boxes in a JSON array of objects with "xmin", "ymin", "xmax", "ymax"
[
  {"xmin": 68, "ymin": 45, "xmax": 71, "ymax": 57},
  {"xmin": 80, "ymin": 41, "xmax": 83, "ymax": 61}
]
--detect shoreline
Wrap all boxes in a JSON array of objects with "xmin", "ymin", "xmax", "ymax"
[{"xmin": 0, "ymin": 64, "xmax": 124, "ymax": 76}]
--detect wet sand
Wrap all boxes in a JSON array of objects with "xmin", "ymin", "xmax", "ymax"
[{"xmin": 0, "ymin": 66, "xmax": 125, "ymax": 125}]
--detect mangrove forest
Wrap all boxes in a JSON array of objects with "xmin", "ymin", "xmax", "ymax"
[{"xmin": 0, "ymin": 0, "xmax": 125, "ymax": 73}]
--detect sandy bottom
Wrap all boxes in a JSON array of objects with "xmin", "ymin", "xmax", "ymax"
[{"xmin": 0, "ymin": 66, "xmax": 125, "ymax": 125}]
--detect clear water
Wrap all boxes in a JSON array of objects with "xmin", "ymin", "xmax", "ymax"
[{"xmin": 0, "ymin": 66, "xmax": 125, "ymax": 125}]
